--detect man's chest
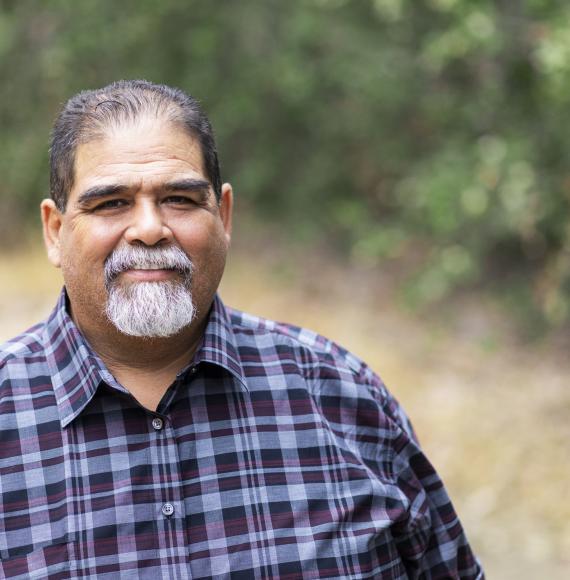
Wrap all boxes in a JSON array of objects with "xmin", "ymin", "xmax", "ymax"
[{"xmin": 0, "ymin": 376, "xmax": 407, "ymax": 579}]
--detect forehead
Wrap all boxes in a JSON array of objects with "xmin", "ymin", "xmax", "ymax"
[{"xmin": 71, "ymin": 118, "xmax": 206, "ymax": 195}]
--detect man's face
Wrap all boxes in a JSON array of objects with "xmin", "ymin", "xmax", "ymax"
[{"xmin": 41, "ymin": 116, "xmax": 232, "ymax": 338}]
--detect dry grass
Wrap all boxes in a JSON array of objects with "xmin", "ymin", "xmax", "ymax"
[{"xmin": 1, "ymin": 239, "xmax": 569, "ymax": 579}]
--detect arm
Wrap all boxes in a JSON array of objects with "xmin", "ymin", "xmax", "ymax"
[{"xmin": 383, "ymin": 393, "xmax": 484, "ymax": 579}]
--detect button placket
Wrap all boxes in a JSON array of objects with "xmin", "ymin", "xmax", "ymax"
[{"xmin": 148, "ymin": 401, "xmax": 185, "ymax": 535}]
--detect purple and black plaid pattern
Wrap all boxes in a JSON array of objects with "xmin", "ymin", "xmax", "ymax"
[{"xmin": 0, "ymin": 290, "xmax": 483, "ymax": 579}]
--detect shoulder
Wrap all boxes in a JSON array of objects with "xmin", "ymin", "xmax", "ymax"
[
  {"xmin": 227, "ymin": 305, "xmax": 371, "ymax": 377},
  {"xmin": 226, "ymin": 305, "xmax": 412, "ymax": 427},
  {"xmin": 226, "ymin": 305, "xmax": 420, "ymax": 463},
  {"xmin": 0, "ymin": 321, "xmax": 49, "ymax": 383},
  {"xmin": 226, "ymin": 304, "xmax": 420, "ymax": 443}
]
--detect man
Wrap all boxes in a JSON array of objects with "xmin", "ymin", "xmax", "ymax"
[{"xmin": 0, "ymin": 80, "xmax": 483, "ymax": 579}]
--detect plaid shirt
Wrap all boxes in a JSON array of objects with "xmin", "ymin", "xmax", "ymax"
[{"xmin": 0, "ymin": 290, "xmax": 483, "ymax": 579}]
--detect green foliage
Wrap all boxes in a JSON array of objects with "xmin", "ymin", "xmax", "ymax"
[{"xmin": 0, "ymin": 0, "xmax": 568, "ymax": 327}]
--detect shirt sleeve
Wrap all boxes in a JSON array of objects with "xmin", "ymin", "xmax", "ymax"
[{"xmin": 382, "ymin": 391, "xmax": 485, "ymax": 579}]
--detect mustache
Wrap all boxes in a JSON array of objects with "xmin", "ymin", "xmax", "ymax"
[{"xmin": 104, "ymin": 245, "xmax": 193, "ymax": 287}]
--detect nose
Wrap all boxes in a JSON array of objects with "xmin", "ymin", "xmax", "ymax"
[{"xmin": 124, "ymin": 200, "xmax": 173, "ymax": 246}]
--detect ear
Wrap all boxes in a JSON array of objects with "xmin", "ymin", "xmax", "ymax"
[
  {"xmin": 219, "ymin": 183, "xmax": 233, "ymax": 243},
  {"xmin": 40, "ymin": 199, "xmax": 64, "ymax": 268}
]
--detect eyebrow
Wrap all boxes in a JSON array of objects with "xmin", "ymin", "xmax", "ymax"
[
  {"xmin": 76, "ymin": 178, "xmax": 212, "ymax": 206},
  {"xmin": 76, "ymin": 184, "xmax": 129, "ymax": 205},
  {"xmin": 164, "ymin": 178, "xmax": 211, "ymax": 197}
]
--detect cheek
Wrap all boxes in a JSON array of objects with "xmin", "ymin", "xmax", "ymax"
[
  {"xmin": 175, "ymin": 221, "xmax": 228, "ymax": 283},
  {"xmin": 175, "ymin": 216, "xmax": 228, "ymax": 258},
  {"xmin": 78, "ymin": 221, "xmax": 121, "ymax": 248},
  {"xmin": 59, "ymin": 223, "xmax": 119, "ymax": 279}
]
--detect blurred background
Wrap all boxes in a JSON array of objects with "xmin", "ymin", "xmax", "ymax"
[{"xmin": 0, "ymin": 0, "xmax": 569, "ymax": 577}]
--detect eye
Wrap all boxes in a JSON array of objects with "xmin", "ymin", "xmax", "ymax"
[
  {"xmin": 93, "ymin": 198, "xmax": 129, "ymax": 211},
  {"xmin": 163, "ymin": 195, "xmax": 196, "ymax": 205}
]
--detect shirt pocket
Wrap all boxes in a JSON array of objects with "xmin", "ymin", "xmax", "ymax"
[{"xmin": 0, "ymin": 541, "xmax": 72, "ymax": 579}]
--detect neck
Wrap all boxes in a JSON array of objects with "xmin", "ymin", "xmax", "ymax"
[
  {"xmin": 80, "ymin": 309, "xmax": 207, "ymax": 367},
  {"xmin": 91, "ymin": 327, "xmax": 203, "ymax": 373},
  {"xmin": 72, "ymin": 304, "xmax": 208, "ymax": 377},
  {"xmin": 71, "ymin": 306, "xmax": 209, "ymax": 411}
]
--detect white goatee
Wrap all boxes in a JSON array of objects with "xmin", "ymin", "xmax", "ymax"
[{"xmin": 104, "ymin": 245, "xmax": 196, "ymax": 338}]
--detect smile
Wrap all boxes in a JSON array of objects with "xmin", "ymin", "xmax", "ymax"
[{"xmin": 120, "ymin": 268, "xmax": 179, "ymax": 282}]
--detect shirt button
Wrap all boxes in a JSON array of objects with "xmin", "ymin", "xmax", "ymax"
[
  {"xmin": 152, "ymin": 417, "xmax": 164, "ymax": 431},
  {"xmin": 162, "ymin": 503, "xmax": 175, "ymax": 517}
]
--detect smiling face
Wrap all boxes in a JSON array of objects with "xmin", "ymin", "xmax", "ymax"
[{"xmin": 41, "ymin": 116, "xmax": 232, "ymax": 340}]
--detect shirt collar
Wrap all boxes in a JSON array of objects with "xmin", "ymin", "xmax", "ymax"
[
  {"xmin": 45, "ymin": 290, "xmax": 106, "ymax": 428},
  {"xmin": 46, "ymin": 289, "xmax": 247, "ymax": 428},
  {"xmin": 193, "ymin": 294, "xmax": 248, "ymax": 391}
]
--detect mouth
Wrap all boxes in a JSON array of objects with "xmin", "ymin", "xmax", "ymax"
[
  {"xmin": 104, "ymin": 245, "xmax": 194, "ymax": 290},
  {"xmin": 119, "ymin": 268, "xmax": 181, "ymax": 282},
  {"xmin": 131, "ymin": 264, "xmax": 174, "ymax": 270}
]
